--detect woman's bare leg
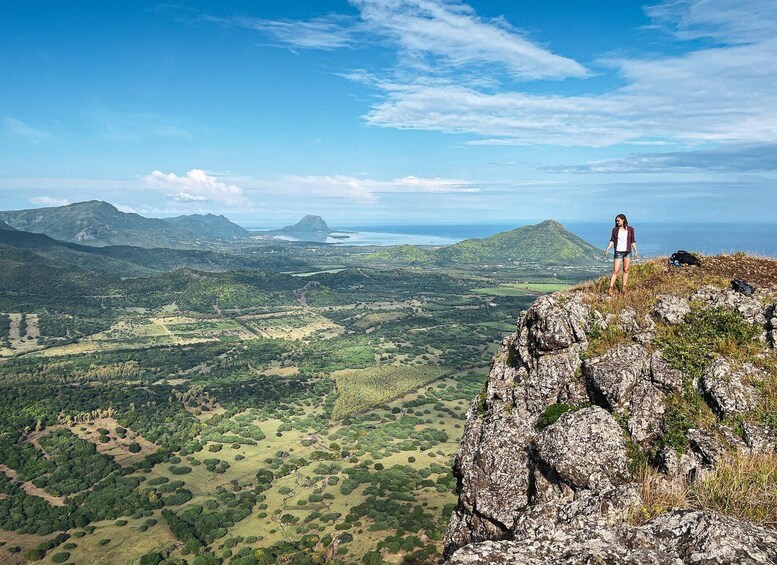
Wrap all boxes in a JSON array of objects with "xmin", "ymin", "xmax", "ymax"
[
  {"xmin": 622, "ymin": 257, "xmax": 631, "ymax": 292},
  {"xmin": 609, "ymin": 259, "xmax": 623, "ymax": 293}
]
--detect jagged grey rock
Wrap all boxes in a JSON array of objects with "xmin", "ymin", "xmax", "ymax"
[
  {"xmin": 691, "ymin": 285, "xmax": 767, "ymax": 325},
  {"xmin": 687, "ymin": 428, "xmax": 723, "ymax": 466},
  {"xmin": 701, "ymin": 358, "xmax": 754, "ymax": 418},
  {"xmin": 447, "ymin": 510, "xmax": 777, "ymax": 564},
  {"xmin": 534, "ymin": 406, "xmax": 630, "ymax": 491},
  {"xmin": 445, "ymin": 284, "xmax": 777, "ymax": 564},
  {"xmin": 650, "ymin": 350, "xmax": 685, "ymax": 393},
  {"xmin": 581, "ymin": 345, "xmax": 667, "ymax": 442},
  {"xmin": 742, "ymin": 421, "xmax": 777, "ymax": 453},
  {"xmin": 619, "ymin": 308, "xmax": 656, "ymax": 344},
  {"xmin": 445, "ymin": 294, "xmax": 591, "ymax": 556},
  {"xmin": 627, "ymin": 379, "xmax": 666, "ymax": 443},
  {"xmin": 654, "ymin": 294, "xmax": 691, "ymax": 325},
  {"xmin": 583, "ymin": 344, "xmax": 648, "ymax": 410}
]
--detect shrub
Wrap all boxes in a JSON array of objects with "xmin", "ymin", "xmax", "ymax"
[
  {"xmin": 537, "ymin": 403, "xmax": 570, "ymax": 430},
  {"xmin": 51, "ymin": 552, "xmax": 70, "ymax": 563},
  {"xmin": 655, "ymin": 307, "xmax": 760, "ymax": 381}
]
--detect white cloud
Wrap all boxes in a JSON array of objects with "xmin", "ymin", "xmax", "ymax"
[
  {"xmin": 143, "ymin": 169, "xmax": 248, "ymax": 206},
  {"xmin": 222, "ymin": 14, "xmax": 360, "ymax": 50},
  {"xmin": 546, "ymin": 143, "xmax": 777, "ymax": 174},
  {"xmin": 363, "ymin": 35, "xmax": 777, "ymax": 146},
  {"xmin": 351, "ymin": 0, "xmax": 587, "ymax": 80},
  {"xmin": 337, "ymin": 0, "xmax": 773, "ymax": 147},
  {"xmin": 29, "ymin": 196, "xmax": 69, "ymax": 207},
  {"xmin": 5, "ymin": 118, "xmax": 50, "ymax": 143},
  {"xmin": 228, "ymin": 0, "xmax": 585, "ymax": 80},
  {"xmin": 279, "ymin": 174, "xmax": 480, "ymax": 203},
  {"xmin": 645, "ymin": 0, "xmax": 777, "ymax": 43}
]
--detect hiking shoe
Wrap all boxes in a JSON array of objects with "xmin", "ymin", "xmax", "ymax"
[
  {"xmin": 608, "ymin": 288, "xmax": 615, "ymax": 297},
  {"xmin": 621, "ymin": 288, "xmax": 628, "ymax": 295}
]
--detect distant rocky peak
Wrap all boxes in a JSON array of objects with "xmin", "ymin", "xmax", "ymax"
[{"xmin": 281, "ymin": 215, "xmax": 331, "ymax": 233}]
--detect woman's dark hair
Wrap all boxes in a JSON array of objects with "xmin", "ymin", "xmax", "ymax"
[{"xmin": 615, "ymin": 214, "xmax": 628, "ymax": 227}]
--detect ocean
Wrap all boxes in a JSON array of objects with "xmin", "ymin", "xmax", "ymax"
[{"xmin": 251, "ymin": 222, "xmax": 777, "ymax": 258}]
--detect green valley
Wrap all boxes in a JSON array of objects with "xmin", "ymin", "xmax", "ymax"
[{"xmin": 0, "ymin": 207, "xmax": 608, "ymax": 564}]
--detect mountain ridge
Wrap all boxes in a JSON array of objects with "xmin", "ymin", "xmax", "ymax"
[{"xmin": 0, "ymin": 201, "xmax": 250, "ymax": 248}]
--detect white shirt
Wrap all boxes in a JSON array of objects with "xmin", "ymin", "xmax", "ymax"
[{"xmin": 616, "ymin": 228, "xmax": 628, "ymax": 252}]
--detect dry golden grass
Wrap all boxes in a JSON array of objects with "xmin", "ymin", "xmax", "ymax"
[
  {"xmin": 690, "ymin": 451, "xmax": 777, "ymax": 523},
  {"xmin": 576, "ymin": 254, "xmax": 777, "ymax": 320},
  {"xmin": 632, "ymin": 451, "xmax": 777, "ymax": 525},
  {"xmin": 577, "ymin": 258, "xmax": 730, "ymax": 318},
  {"xmin": 630, "ymin": 465, "xmax": 689, "ymax": 524}
]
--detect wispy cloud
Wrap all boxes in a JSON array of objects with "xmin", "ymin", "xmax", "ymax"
[
  {"xmin": 29, "ymin": 196, "xmax": 69, "ymax": 207},
  {"xmin": 277, "ymin": 174, "xmax": 480, "ymax": 203},
  {"xmin": 364, "ymin": 30, "xmax": 777, "ymax": 147},
  {"xmin": 546, "ymin": 143, "xmax": 777, "ymax": 174},
  {"xmin": 223, "ymin": 0, "xmax": 776, "ymax": 148},
  {"xmin": 351, "ymin": 0, "xmax": 587, "ymax": 80},
  {"xmin": 214, "ymin": 14, "xmax": 361, "ymax": 50},
  {"xmin": 223, "ymin": 0, "xmax": 586, "ymax": 80},
  {"xmin": 143, "ymin": 169, "xmax": 249, "ymax": 206},
  {"xmin": 645, "ymin": 0, "xmax": 777, "ymax": 43},
  {"xmin": 5, "ymin": 118, "xmax": 50, "ymax": 143}
]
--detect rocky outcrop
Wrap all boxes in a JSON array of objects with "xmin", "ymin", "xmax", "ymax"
[
  {"xmin": 700, "ymin": 358, "xmax": 756, "ymax": 419},
  {"xmin": 447, "ymin": 510, "xmax": 777, "ymax": 565},
  {"xmin": 691, "ymin": 285, "xmax": 767, "ymax": 326},
  {"xmin": 444, "ymin": 282, "xmax": 776, "ymax": 564},
  {"xmin": 534, "ymin": 407, "xmax": 630, "ymax": 491},
  {"xmin": 653, "ymin": 294, "xmax": 691, "ymax": 325},
  {"xmin": 444, "ymin": 293, "xmax": 591, "ymax": 551}
]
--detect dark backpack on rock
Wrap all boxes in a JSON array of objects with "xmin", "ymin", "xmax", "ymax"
[
  {"xmin": 731, "ymin": 279, "xmax": 755, "ymax": 296},
  {"xmin": 670, "ymin": 250, "xmax": 701, "ymax": 267}
]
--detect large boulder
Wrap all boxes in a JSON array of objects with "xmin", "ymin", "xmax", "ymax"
[
  {"xmin": 582, "ymin": 344, "xmax": 648, "ymax": 410},
  {"xmin": 653, "ymin": 294, "xmax": 691, "ymax": 325},
  {"xmin": 534, "ymin": 406, "xmax": 630, "ymax": 491},
  {"xmin": 444, "ymin": 294, "xmax": 591, "ymax": 556},
  {"xmin": 700, "ymin": 358, "xmax": 755, "ymax": 419}
]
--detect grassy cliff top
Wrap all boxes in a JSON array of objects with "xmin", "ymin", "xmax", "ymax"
[{"xmin": 577, "ymin": 253, "xmax": 777, "ymax": 315}]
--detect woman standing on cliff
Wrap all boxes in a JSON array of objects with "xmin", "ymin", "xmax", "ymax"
[{"xmin": 604, "ymin": 214, "xmax": 638, "ymax": 296}]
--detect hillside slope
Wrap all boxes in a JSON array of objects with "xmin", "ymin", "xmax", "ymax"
[
  {"xmin": 0, "ymin": 201, "xmax": 251, "ymax": 248},
  {"xmin": 437, "ymin": 220, "xmax": 601, "ymax": 265},
  {"xmin": 445, "ymin": 255, "xmax": 777, "ymax": 563}
]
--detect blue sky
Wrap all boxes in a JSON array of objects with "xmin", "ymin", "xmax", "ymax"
[{"xmin": 1, "ymin": 0, "xmax": 776, "ymax": 226}]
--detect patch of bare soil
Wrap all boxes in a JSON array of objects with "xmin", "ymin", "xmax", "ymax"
[
  {"xmin": 0, "ymin": 464, "xmax": 67, "ymax": 506},
  {"xmin": 25, "ymin": 314, "xmax": 40, "ymax": 338},
  {"xmin": 67, "ymin": 417, "xmax": 159, "ymax": 466},
  {"xmin": 694, "ymin": 254, "xmax": 777, "ymax": 288}
]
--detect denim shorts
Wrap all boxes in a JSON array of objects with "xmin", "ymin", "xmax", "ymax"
[{"xmin": 614, "ymin": 250, "xmax": 631, "ymax": 260}]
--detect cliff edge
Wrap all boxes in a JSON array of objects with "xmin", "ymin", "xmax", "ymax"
[{"xmin": 444, "ymin": 255, "xmax": 777, "ymax": 564}]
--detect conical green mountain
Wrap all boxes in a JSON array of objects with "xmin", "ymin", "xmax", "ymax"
[{"xmin": 436, "ymin": 220, "xmax": 602, "ymax": 265}]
